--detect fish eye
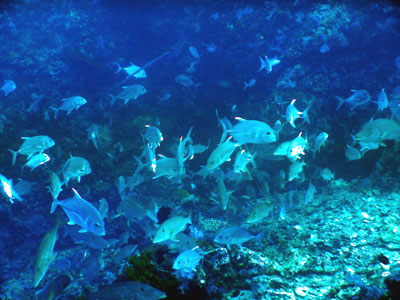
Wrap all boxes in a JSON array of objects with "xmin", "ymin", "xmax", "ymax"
[
  {"xmin": 267, "ymin": 131, "xmax": 271, "ymax": 135},
  {"xmin": 95, "ymin": 222, "xmax": 101, "ymax": 227}
]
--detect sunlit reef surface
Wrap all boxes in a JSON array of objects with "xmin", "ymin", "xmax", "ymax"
[{"xmin": 0, "ymin": 0, "xmax": 400, "ymax": 299}]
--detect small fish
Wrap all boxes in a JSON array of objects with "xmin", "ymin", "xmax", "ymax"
[
  {"xmin": 228, "ymin": 118, "xmax": 277, "ymax": 145},
  {"xmin": 285, "ymin": 99, "xmax": 311, "ymax": 128},
  {"xmin": 313, "ymin": 132, "xmax": 328, "ymax": 155},
  {"xmin": 376, "ymin": 88, "xmax": 388, "ymax": 112},
  {"xmin": 273, "ymin": 141, "xmax": 291, "ymax": 156},
  {"xmin": 204, "ymin": 43, "xmax": 217, "ymax": 53},
  {"xmin": 114, "ymin": 62, "xmax": 147, "ymax": 78},
  {"xmin": 49, "ymin": 171, "xmax": 63, "ymax": 201},
  {"xmin": 153, "ymin": 155, "xmax": 179, "ymax": 179},
  {"xmin": 243, "ymin": 79, "xmax": 256, "ymax": 90},
  {"xmin": 287, "ymin": 132, "xmax": 308, "ymax": 162},
  {"xmin": 304, "ymin": 182, "xmax": 316, "ymax": 204},
  {"xmin": 288, "ymin": 160, "xmax": 306, "ymax": 181},
  {"xmin": 206, "ymin": 137, "xmax": 239, "ymax": 171},
  {"xmin": 87, "ymin": 123, "xmax": 99, "ymax": 150},
  {"xmin": 173, "ymin": 247, "xmax": 203, "ymax": 272},
  {"xmin": 233, "ymin": 149, "xmax": 254, "ymax": 174},
  {"xmin": 144, "ymin": 125, "xmax": 163, "ymax": 148},
  {"xmin": 319, "ymin": 43, "xmax": 330, "ymax": 53},
  {"xmin": 273, "ymin": 119, "xmax": 284, "ymax": 139},
  {"xmin": 358, "ymin": 141, "xmax": 382, "ymax": 152},
  {"xmin": 175, "ymin": 74, "xmax": 200, "ymax": 87},
  {"xmin": 0, "ymin": 173, "xmax": 23, "ymax": 203},
  {"xmin": 62, "ymin": 156, "xmax": 91, "ymax": 185},
  {"xmin": 216, "ymin": 173, "xmax": 233, "ymax": 210},
  {"xmin": 345, "ymin": 145, "xmax": 362, "ymax": 161},
  {"xmin": 9, "ymin": 135, "xmax": 55, "ymax": 165},
  {"xmin": 191, "ymin": 141, "xmax": 210, "ymax": 154},
  {"xmin": 33, "ymin": 215, "xmax": 60, "ymax": 288},
  {"xmin": 164, "ymin": 232, "xmax": 197, "ymax": 253},
  {"xmin": 236, "ymin": 6, "xmax": 254, "ymax": 20},
  {"xmin": 336, "ymin": 89, "xmax": 371, "ymax": 111},
  {"xmin": 87, "ymin": 281, "xmax": 166, "ymax": 300},
  {"xmin": 51, "ymin": 188, "xmax": 105, "ymax": 236},
  {"xmin": 98, "ymin": 198, "xmax": 109, "ymax": 219},
  {"xmin": 246, "ymin": 201, "xmax": 273, "ymax": 224},
  {"xmin": 50, "ymin": 96, "xmax": 87, "ymax": 118},
  {"xmin": 109, "ymin": 85, "xmax": 147, "ymax": 105},
  {"xmin": 189, "ymin": 46, "xmax": 200, "ymax": 59},
  {"xmin": 157, "ymin": 93, "xmax": 171, "ymax": 102},
  {"xmin": 214, "ymin": 226, "xmax": 263, "ymax": 249},
  {"xmin": 320, "ymin": 167, "xmax": 334, "ymax": 181},
  {"xmin": 258, "ymin": 55, "xmax": 280, "ymax": 73},
  {"xmin": 117, "ymin": 196, "xmax": 158, "ymax": 222},
  {"xmin": 153, "ymin": 215, "xmax": 191, "ymax": 243},
  {"xmin": 23, "ymin": 153, "xmax": 50, "ymax": 170},
  {"xmin": 1, "ymin": 80, "xmax": 16, "ymax": 96}
]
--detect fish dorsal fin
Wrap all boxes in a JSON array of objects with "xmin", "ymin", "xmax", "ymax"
[
  {"xmin": 21, "ymin": 137, "xmax": 31, "ymax": 140},
  {"xmin": 235, "ymin": 117, "xmax": 246, "ymax": 121},
  {"xmin": 122, "ymin": 86, "xmax": 128, "ymax": 89},
  {"xmin": 72, "ymin": 188, "xmax": 82, "ymax": 199}
]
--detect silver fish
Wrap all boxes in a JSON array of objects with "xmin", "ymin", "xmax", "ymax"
[
  {"xmin": 258, "ymin": 55, "xmax": 280, "ymax": 73},
  {"xmin": 336, "ymin": 89, "xmax": 371, "ymax": 111},
  {"xmin": 49, "ymin": 171, "xmax": 63, "ymax": 200},
  {"xmin": 23, "ymin": 153, "xmax": 50, "ymax": 170},
  {"xmin": 62, "ymin": 156, "xmax": 91, "ymax": 185},
  {"xmin": 189, "ymin": 46, "xmax": 200, "ymax": 59},
  {"xmin": 173, "ymin": 248, "xmax": 203, "ymax": 272},
  {"xmin": 9, "ymin": 135, "xmax": 55, "ymax": 165},
  {"xmin": 115, "ymin": 62, "xmax": 147, "ymax": 78},
  {"xmin": 206, "ymin": 137, "xmax": 238, "ymax": 171},
  {"xmin": 109, "ymin": 84, "xmax": 147, "ymax": 104},
  {"xmin": 345, "ymin": 145, "xmax": 362, "ymax": 161},
  {"xmin": 175, "ymin": 74, "xmax": 200, "ymax": 87},
  {"xmin": 228, "ymin": 118, "xmax": 277, "ymax": 145},
  {"xmin": 51, "ymin": 188, "xmax": 105, "ymax": 236},
  {"xmin": 214, "ymin": 226, "xmax": 263, "ymax": 249},
  {"xmin": 33, "ymin": 215, "xmax": 60, "ymax": 288},
  {"xmin": 144, "ymin": 125, "xmax": 163, "ymax": 148},
  {"xmin": 0, "ymin": 173, "xmax": 23, "ymax": 203},
  {"xmin": 243, "ymin": 79, "xmax": 256, "ymax": 90},
  {"xmin": 285, "ymin": 99, "xmax": 311, "ymax": 128},
  {"xmin": 51, "ymin": 96, "xmax": 87, "ymax": 118},
  {"xmin": 1, "ymin": 80, "xmax": 16, "ymax": 96},
  {"xmin": 377, "ymin": 88, "xmax": 388, "ymax": 112}
]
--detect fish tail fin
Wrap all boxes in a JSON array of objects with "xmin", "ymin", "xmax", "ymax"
[
  {"xmin": 50, "ymin": 198, "xmax": 60, "ymax": 214},
  {"xmin": 336, "ymin": 96, "xmax": 345, "ymax": 111},
  {"xmin": 108, "ymin": 93, "xmax": 117, "ymax": 106},
  {"xmin": 50, "ymin": 107, "xmax": 59, "ymax": 119},
  {"xmin": 8, "ymin": 149, "xmax": 17, "ymax": 165},
  {"xmin": 133, "ymin": 155, "xmax": 146, "ymax": 175},
  {"xmin": 257, "ymin": 56, "xmax": 265, "ymax": 72},
  {"xmin": 114, "ymin": 62, "xmax": 122, "ymax": 74},
  {"xmin": 302, "ymin": 105, "xmax": 312, "ymax": 124}
]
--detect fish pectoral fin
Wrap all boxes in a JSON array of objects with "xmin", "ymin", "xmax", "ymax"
[
  {"xmin": 67, "ymin": 220, "xmax": 75, "ymax": 225},
  {"xmin": 78, "ymin": 229, "xmax": 88, "ymax": 233}
]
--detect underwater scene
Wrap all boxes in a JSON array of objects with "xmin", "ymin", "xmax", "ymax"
[{"xmin": 1, "ymin": 0, "xmax": 400, "ymax": 299}]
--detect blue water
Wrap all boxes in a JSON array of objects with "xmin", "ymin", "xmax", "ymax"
[{"xmin": 0, "ymin": 1, "xmax": 400, "ymax": 299}]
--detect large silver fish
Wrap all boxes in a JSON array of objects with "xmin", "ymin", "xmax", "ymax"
[{"xmin": 50, "ymin": 188, "xmax": 105, "ymax": 236}]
